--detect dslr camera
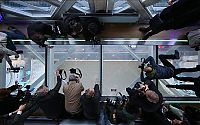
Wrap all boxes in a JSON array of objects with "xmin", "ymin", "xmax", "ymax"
[{"xmin": 138, "ymin": 58, "xmax": 146, "ymax": 69}]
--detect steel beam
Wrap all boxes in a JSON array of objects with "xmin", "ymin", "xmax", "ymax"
[
  {"xmin": 24, "ymin": 45, "xmax": 45, "ymax": 64},
  {"xmin": 52, "ymin": 0, "xmax": 76, "ymax": 19},
  {"xmin": 30, "ymin": 74, "xmax": 45, "ymax": 90},
  {"xmin": 1, "ymin": 4, "xmax": 31, "ymax": 17},
  {"xmin": 46, "ymin": 47, "xmax": 55, "ymax": 89},
  {"xmin": 43, "ymin": 0, "xmax": 62, "ymax": 7},
  {"xmin": 0, "ymin": 60, "xmax": 6, "ymax": 88},
  {"xmin": 122, "ymin": 45, "xmax": 141, "ymax": 60},
  {"xmin": 11, "ymin": 1, "xmax": 48, "ymax": 12},
  {"xmin": 127, "ymin": 0, "xmax": 152, "ymax": 21},
  {"xmin": 94, "ymin": 0, "xmax": 107, "ymax": 12},
  {"xmin": 88, "ymin": 0, "xmax": 95, "ymax": 13},
  {"xmin": 106, "ymin": 0, "xmax": 114, "ymax": 13}
]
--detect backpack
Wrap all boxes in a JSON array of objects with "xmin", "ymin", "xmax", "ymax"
[{"xmin": 187, "ymin": 28, "xmax": 200, "ymax": 50}]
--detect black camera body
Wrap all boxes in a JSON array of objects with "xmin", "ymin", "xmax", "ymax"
[
  {"xmin": 59, "ymin": 69, "xmax": 67, "ymax": 80},
  {"xmin": 70, "ymin": 68, "xmax": 76, "ymax": 74},
  {"xmin": 138, "ymin": 58, "xmax": 146, "ymax": 69}
]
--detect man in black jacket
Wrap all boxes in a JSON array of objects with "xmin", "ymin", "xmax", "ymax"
[
  {"xmin": 126, "ymin": 80, "xmax": 171, "ymax": 125},
  {"xmin": 139, "ymin": 0, "xmax": 200, "ymax": 40},
  {"xmin": 2, "ymin": 70, "xmax": 65, "ymax": 124},
  {"xmin": 81, "ymin": 84, "xmax": 101, "ymax": 120},
  {"xmin": 23, "ymin": 69, "xmax": 65, "ymax": 120}
]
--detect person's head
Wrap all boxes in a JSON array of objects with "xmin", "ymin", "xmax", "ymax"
[
  {"xmin": 85, "ymin": 88, "xmax": 95, "ymax": 98},
  {"xmin": 0, "ymin": 88, "xmax": 11, "ymax": 99},
  {"xmin": 145, "ymin": 90, "xmax": 159, "ymax": 103},
  {"xmin": 30, "ymin": 33, "xmax": 48, "ymax": 47},
  {"xmin": 143, "ymin": 66, "xmax": 153, "ymax": 73},
  {"xmin": 68, "ymin": 74, "xmax": 80, "ymax": 83},
  {"xmin": 36, "ymin": 85, "xmax": 49, "ymax": 95},
  {"xmin": 69, "ymin": 21, "xmax": 83, "ymax": 36}
]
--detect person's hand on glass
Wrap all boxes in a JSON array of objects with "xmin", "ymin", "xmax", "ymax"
[{"xmin": 168, "ymin": 0, "xmax": 174, "ymax": 5}]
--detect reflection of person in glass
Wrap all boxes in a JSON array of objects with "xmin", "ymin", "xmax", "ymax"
[
  {"xmin": 140, "ymin": 50, "xmax": 200, "ymax": 81},
  {"xmin": 139, "ymin": 0, "xmax": 200, "ymax": 40},
  {"xmin": 0, "ymin": 32, "xmax": 22, "ymax": 70},
  {"xmin": 166, "ymin": 76, "xmax": 200, "ymax": 97}
]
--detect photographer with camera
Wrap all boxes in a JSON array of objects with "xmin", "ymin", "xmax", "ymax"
[
  {"xmin": 63, "ymin": 68, "xmax": 84, "ymax": 118},
  {"xmin": 126, "ymin": 80, "xmax": 169, "ymax": 125},
  {"xmin": 0, "ymin": 81, "xmax": 25, "ymax": 116},
  {"xmin": 140, "ymin": 50, "xmax": 200, "ymax": 82},
  {"xmin": 80, "ymin": 84, "xmax": 101, "ymax": 120},
  {"xmin": 2, "ymin": 69, "xmax": 65, "ymax": 124}
]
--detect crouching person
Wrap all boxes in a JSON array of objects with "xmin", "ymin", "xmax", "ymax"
[
  {"xmin": 126, "ymin": 80, "xmax": 170, "ymax": 125},
  {"xmin": 81, "ymin": 84, "xmax": 101, "ymax": 120},
  {"xmin": 63, "ymin": 73, "xmax": 84, "ymax": 118}
]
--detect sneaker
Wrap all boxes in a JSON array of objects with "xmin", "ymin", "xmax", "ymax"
[
  {"xmin": 174, "ymin": 50, "xmax": 180, "ymax": 59},
  {"xmin": 139, "ymin": 27, "xmax": 150, "ymax": 32}
]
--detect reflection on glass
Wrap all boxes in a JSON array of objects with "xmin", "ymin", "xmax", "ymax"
[
  {"xmin": 158, "ymin": 45, "xmax": 198, "ymax": 97},
  {"xmin": 54, "ymin": 45, "xmax": 100, "ymax": 90},
  {"xmin": 146, "ymin": 0, "xmax": 168, "ymax": 16},
  {"xmin": 2, "ymin": 0, "xmax": 56, "ymax": 17},
  {"xmin": 6, "ymin": 45, "xmax": 45, "ymax": 91},
  {"xmin": 102, "ymin": 45, "xmax": 153, "ymax": 96},
  {"xmin": 113, "ymin": 0, "xmax": 131, "ymax": 13},
  {"xmin": 73, "ymin": 0, "xmax": 90, "ymax": 13}
]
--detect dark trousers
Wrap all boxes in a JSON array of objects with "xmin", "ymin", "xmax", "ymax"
[
  {"xmin": 185, "ymin": 106, "xmax": 200, "ymax": 125},
  {"xmin": 159, "ymin": 54, "xmax": 200, "ymax": 78}
]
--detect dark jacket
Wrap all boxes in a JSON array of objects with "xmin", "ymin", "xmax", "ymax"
[
  {"xmin": 32, "ymin": 76, "xmax": 65, "ymax": 119},
  {"xmin": 81, "ymin": 84, "xmax": 101, "ymax": 120},
  {"xmin": 27, "ymin": 22, "xmax": 55, "ymax": 47},
  {"xmin": 157, "ymin": 0, "xmax": 200, "ymax": 30},
  {"xmin": 0, "ymin": 113, "xmax": 24, "ymax": 125},
  {"xmin": 4, "ymin": 100, "xmax": 40, "ymax": 125},
  {"xmin": 81, "ymin": 17, "xmax": 101, "ymax": 41},
  {"xmin": 0, "ymin": 85, "xmax": 22, "ymax": 115},
  {"xmin": 7, "ymin": 76, "xmax": 64, "ymax": 124},
  {"xmin": 63, "ymin": 15, "xmax": 101, "ymax": 41},
  {"xmin": 141, "ymin": 56, "xmax": 174, "ymax": 81},
  {"xmin": 127, "ymin": 80, "xmax": 163, "ymax": 112}
]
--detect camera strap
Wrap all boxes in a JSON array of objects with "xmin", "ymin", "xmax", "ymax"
[{"xmin": 75, "ymin": 68, "xmax": 82, "ymax": 78}]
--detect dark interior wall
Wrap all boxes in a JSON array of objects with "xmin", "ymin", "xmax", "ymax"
[{"xmin": 1, "ymin": 21, "xmax": 200, "ymax": 39}]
